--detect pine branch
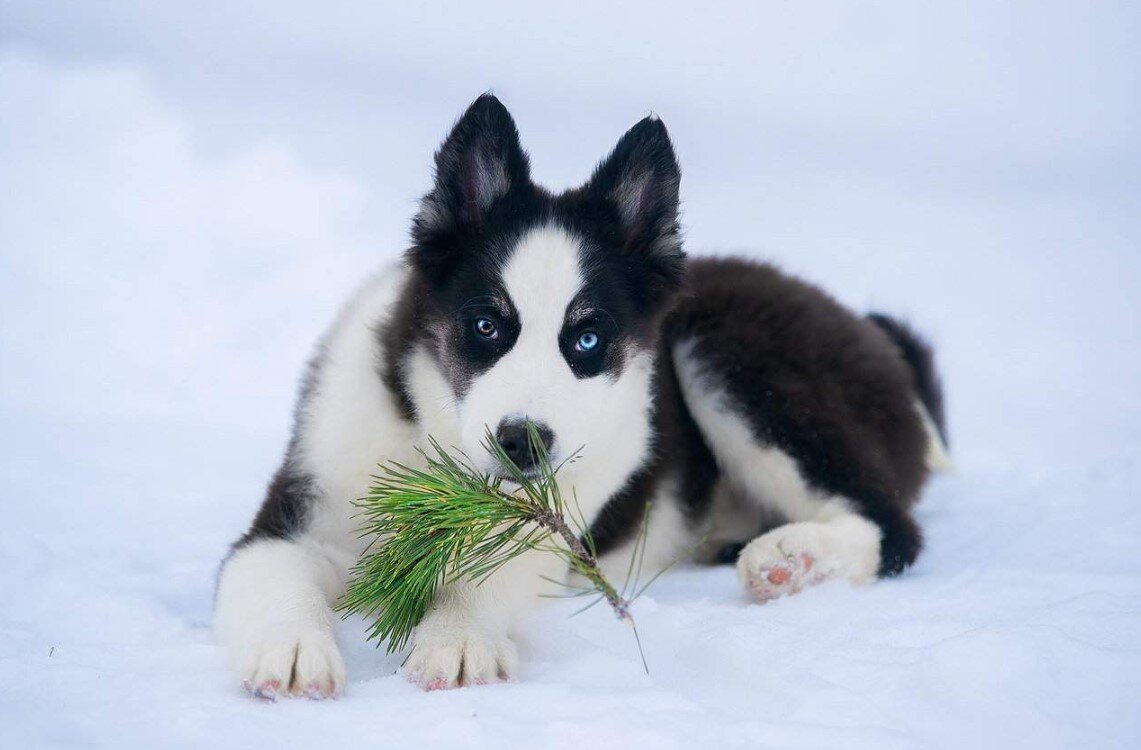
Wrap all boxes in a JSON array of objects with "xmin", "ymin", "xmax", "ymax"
[
  {"xmin": 531, "ymin": 507, "xmax": 630, "ymax": 622},
  {"xmin": 336, "ymin": 423, "xmax": 638, "ymax": 657}
]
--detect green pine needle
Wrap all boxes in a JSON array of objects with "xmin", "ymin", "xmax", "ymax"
[{"xmin": 337, "ymin": 423, "xmax": 638, "ymax": 659}]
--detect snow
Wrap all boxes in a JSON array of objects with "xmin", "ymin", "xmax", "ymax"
[{"xmin": 1, "ymin": 3, "xmax": 1139, "ymax": 748}]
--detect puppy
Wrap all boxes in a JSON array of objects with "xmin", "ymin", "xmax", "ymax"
[{"xmin": 214, "ymin": 95, "xmax": 947, "ymax": 697}]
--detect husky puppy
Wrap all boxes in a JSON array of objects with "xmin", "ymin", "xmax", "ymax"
[{"xmin": 214, "ymin": 95, "xmax": 948, "ymax": 698}]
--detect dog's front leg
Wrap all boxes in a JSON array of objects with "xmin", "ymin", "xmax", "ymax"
[
  {"xmin": 404, "ymin": 545, "xmax": 567, "ymax": 689},
  {"xmin": 214, "ymin": 538, "xmax": 349, "ymax": 699}
]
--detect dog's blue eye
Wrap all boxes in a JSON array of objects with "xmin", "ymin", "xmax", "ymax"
[
  {"xmin": 474, "ymin": 318, "xmax": 499, "ymax": 340},
  {"xmin": 575, "ymin": 331, "xmax": 599, "ymax": 352}
]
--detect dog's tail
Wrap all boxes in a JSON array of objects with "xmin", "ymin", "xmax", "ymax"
[{"xmin": 867, "ymin": 312, "xmax": 951, "ymax": 470}]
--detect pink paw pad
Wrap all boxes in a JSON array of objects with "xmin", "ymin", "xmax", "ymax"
[
  {"xmin": 424, "ymin": 677, "xmax": 449, "ymax": 691},
  {"xmin": 251, "ymin": 679, "xmax": 281, "ymax": 701},
  {"xmin": 749, "ymin": 553, "xmax": 818, "ymax": 602},
  {"xmin": 303, "ymin": 682, "xmax": 332, "ymax": 700}
]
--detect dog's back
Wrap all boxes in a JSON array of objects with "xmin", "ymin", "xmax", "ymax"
[{"xmin": 665, "ymin": 257, "xmax": 946, "ymax": 584}]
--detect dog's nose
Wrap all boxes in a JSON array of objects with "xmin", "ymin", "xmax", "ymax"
[{"xmin": 495, "ymin": 419, "xmax": 555, "ymax": 473}]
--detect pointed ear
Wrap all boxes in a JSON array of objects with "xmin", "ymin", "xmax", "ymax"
[
  {"xmin": 411, "ymin": 94, "xmax": 530, "ymax": 278},
  {"xmin": 585, "ymin": 116, "xmax": 684, "ymax": 298}
]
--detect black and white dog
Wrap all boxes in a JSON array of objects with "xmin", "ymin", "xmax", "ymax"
[{"xmin": 214, "ymin": 95, "xmax": 948, "ymax": 698}]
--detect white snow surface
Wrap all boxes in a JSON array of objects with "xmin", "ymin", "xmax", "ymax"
[{"xmin": 1, "ymin": 3, "xmax": 1139, "ymax": 748}]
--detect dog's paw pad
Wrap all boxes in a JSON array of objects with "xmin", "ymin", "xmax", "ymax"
[
  {"xmin": 405, "ymin": 629, "xmax": 518, "ymax": 690},
  {"xmin": 250, "ymin": 679, "xmax": 282, "ymax": 702},
  {"xmin": 739, "ymin": 529, "xmax": 826, "ymax": 603},
  {"xmin": 766, "ymin": 565, "xmax": 791, "ymax": 585},
  {"xmin": 237, "ymin": 630, "xmax": 345, "ymax": 700},
  {"xmin": 302, "ymin": 681, "xmax": 333, "ymax": 700}
]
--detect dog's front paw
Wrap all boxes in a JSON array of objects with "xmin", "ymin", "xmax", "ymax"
[
  {"xmin": 405, "ymin": 625, "xmax": 518, "ymax": 690},
  {"xmin": 235, "ymin": 628, "xmax": 346, "ymax": 701}
]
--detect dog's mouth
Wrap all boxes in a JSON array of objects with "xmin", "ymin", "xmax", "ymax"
[
  {"xmin": 491, "ymin": 458, "xmax": 559, "ymax": 487},
  {"xmin": 493, "ymin": 469, "xmax": 542, "ymax": 485}
]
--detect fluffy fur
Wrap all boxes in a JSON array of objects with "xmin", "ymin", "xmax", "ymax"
[{"xmin": 214, "ymin": 94, "xmax": 948, "ymax": 698}]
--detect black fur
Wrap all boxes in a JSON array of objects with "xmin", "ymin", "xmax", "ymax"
[
  {"xmin": 713, "ymin": 542, "xmax": 747, "ymax": 565},
  {"xmin": 377, "ymin": 288, "xmax": 423, "ymax": 422},
  {"xmin": 572, "ymin": 116, "xmax": 685, "ymax": 313},
  {"xmin": 233, "ymin": 449, "xmax": 315, "ymax": 549},
  {"xmin": 867, "ymin": 312, "xmax": 948, "ymax": 447},
  {"xmin": 666, "ymin": 258, "xmax": 936, "ymax": 576},
  {"xmin": 393, "ymin": 96, "xmax": 686, "ymax": 398},
  {"xmin": 231, "ymin": 347, "xmax": 329, "ymax": 550},
  {"xmin": 410, "ymin": 93, "xmax": 535, "ymax": 284},
  {"xmin": 588, "ymin": 344, "xmax": 719, "ymax": 557}
]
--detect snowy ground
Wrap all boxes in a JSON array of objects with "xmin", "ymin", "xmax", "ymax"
[{"xmin": 2, "ymin": 3, "xmax": 1139, "ymax": 748}]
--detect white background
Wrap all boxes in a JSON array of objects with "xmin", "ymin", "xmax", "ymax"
[{"xmin": 1, "ymin": 3, "xmax": 1138, "ymax": 748}]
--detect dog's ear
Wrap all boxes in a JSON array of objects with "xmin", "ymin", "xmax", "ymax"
[
  {"xmin": 411, "ymin": 94, "xmax": 530, "ymax": 281},
  {"xmin": 585, "ymin": 116, "xmax": 685, "ymax": 302}
]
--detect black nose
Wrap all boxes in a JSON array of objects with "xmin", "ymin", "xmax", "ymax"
[{"xmin": 495, "ymin": 419, "xmax": 555, "ymax": 473}]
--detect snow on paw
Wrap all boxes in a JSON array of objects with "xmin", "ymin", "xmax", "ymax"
[
  {"xmin": 239, "ymin": 629, "xmax": 345, "ymax": 700},
  {"xmin": 737, "ymin": 523, "xmax": 829, "ymax": 603},
  {"xmin": 404, "ymin": 627, "xmax": 518, "ymax": 690}
]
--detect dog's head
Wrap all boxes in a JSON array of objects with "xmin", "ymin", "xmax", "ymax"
[{"xmin": 407, "ymin": 95, "xmax": 684, "ymax": 489}]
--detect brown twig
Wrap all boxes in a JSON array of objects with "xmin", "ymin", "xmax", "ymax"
[{"xmin": 533, "ymin": 509, "xmax": 632, "ymax": 623}]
